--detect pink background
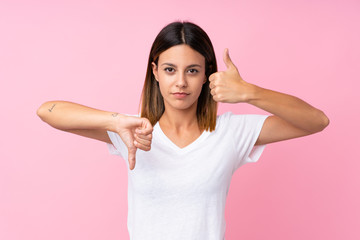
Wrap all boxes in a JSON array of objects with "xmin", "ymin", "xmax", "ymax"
[{"xmin": 1, "ymin": 0, "xmax": 359, "ymax": 239}]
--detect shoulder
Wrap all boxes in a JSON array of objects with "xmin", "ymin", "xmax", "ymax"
[
  {"xmin": 216, "ymin": 111, "xmax": 264, "ymax": 123},
  {"xmin": 216, "ymin": 111, "xmax": 269, "ymax": 130},
  {"xmin": 216, "ymin": 111, "xmax": 237, "ymax": 125}
]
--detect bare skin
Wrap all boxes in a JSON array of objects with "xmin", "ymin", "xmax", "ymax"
[
  {"xmin": 37, "ymin": 45, "xmax": 329, "ymax": 171},
  {"xmin": 208, "ymin": 48, "xmax": 329, "ymax": 145},
  {"xmin": 37, "ymin": 101, "xmax": 152, "ymax": 170},
  {"xmin": 152, "ymin": 44, "xmax": 207, "ymax": 148}
]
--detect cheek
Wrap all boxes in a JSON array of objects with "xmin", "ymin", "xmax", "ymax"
[
  {"xmin": 157, "ymin": 73, "xmax": 175, "ymax": 89},
  {"xmin": 193, "ymin": 76, "xmax": 206, "ymax": 93},
  {"xmin": 157, "ymin": 72, "xmax": 170, "ymax": 84},
  {"xmin": 156, "ymin": 78, "xmax": 170, "ymax": 97}
]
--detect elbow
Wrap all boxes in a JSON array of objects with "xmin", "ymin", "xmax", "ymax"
[
  {"xmin": 36, "ymin": 101, "xmax": 52, "ymax": 122},
  {"xmin": 311, "ymin": 110, "xmax": 330, "ymax": 133},
  {"xmin": 36, "ymin": 103, "xmax": 45, "ymax": 120},
  {"xmin": 321, "ymin": 113, "xmax": 330, "ymax": 130}
]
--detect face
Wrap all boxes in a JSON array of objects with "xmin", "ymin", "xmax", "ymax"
[{"xmin": 152, "ymin": 44, "xmax": 206, "ymax": 112}]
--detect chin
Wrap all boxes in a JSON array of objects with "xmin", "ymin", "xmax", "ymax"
[
  {"xmin": 170, "ymin": 101, "xmax": 198, "ymax": 111},
  {"xmin": 163, "ymin": 97, "xmax": 199, "ymax": 111}
]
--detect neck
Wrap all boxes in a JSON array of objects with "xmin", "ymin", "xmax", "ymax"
[{"xmin": 159, "ymin": 103, "xmax": 199, "ymax": 132}]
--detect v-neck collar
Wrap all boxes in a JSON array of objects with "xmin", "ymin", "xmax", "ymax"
[{"xmin": 154, "ymin": 122, "xmax": 211, "ymax": 154}]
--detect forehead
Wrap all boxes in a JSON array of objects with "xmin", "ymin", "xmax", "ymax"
[{"xmin": 158, "ymin": 44, "xmax": 205, "ymax": 66}]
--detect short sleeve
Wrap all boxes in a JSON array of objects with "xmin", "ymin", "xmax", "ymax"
[
  {"xmin": 105, "ymin": 113, "xmax": 140, "ymax": 161},
  {"xmin": 225, "ymin": 112, "xmax": 269, "ymax": 171},
  {"xmin": 106, "ymin": 130, "xmax": 128, "ymax": 161}
]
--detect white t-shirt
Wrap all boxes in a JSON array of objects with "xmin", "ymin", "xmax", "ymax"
[{"xmin": 106, "ymin": 112, "xmax": 268, "ymax": 240}]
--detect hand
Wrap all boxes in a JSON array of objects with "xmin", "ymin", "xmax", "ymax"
[
  {"xmin": 116, "ymin": 115, "xmax": 153, "ymax": 170},
  {"xmin": 209, "ymin": 48, "xmax": 255, "ymax": 103}
]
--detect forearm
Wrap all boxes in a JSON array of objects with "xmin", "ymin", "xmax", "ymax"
[
  {"xmin": 36, "ymin": 100, "xmax": 121, "ymax": 132},
  {"xmin": 247, "ymin": 85, "xmax": 329, "ymax": 133}
]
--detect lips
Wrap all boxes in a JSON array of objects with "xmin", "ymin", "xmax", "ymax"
[{"xmin": 172, "ymin": 92, "xmax": 189, "ymax": 98}]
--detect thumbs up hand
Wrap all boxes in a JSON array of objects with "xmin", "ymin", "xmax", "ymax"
[
  {"xmin": 209, "ymin": 48, "xmax": 255, "ymax": 103},
  {"xmin": 116, "ymin": 115, "xmax": 153, "ymax": 170}
]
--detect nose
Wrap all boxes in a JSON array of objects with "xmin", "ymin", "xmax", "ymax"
[{"xmin": 175, "ymin": 72, "xmax": 187, "ymax": 88}]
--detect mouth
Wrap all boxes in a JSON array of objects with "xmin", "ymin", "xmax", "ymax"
[{"xmin": 172, "ymin": 92, "xmax": 190, "ymax": 98}]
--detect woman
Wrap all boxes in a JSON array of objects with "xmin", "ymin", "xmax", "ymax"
[{"xmin": 37, "ymin": 21, "xmax": 329, "ymax": 240}]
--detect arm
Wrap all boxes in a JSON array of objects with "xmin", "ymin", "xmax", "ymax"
[
  {"xmin": 36, "ymin": 101, "xmax": 153, "ymax": 170},
  {"xmin": 37, "ymin": 101, "xmax": 118, "ymax": 143},
  {"xmin": 209, "ymin": 49, "xmax": 330, "ymax": 145},
  {"xmin": 247, "ymin": 87, "xmax": 329, "ymax": 145}
]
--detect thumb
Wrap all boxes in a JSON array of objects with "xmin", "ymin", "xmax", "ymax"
[
  {"xmin": 127, "ymin": 144, "xmax": 137, "ymax": 170},
  {"xmin": 223, "ymin": 48, "xmax": 235, "ymax": 69},
  {"xmin": 137, "ymin": 117, "xmax": 153, "ymax": 135}
]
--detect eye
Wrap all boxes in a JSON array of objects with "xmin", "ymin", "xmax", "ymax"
[
  {"xmin": 164, "ymin": 67, "xmax": 175, "ymax": 73},
  {"xmin": 187, "ymin": 69, "xmax": 199, "ymax": 74}
]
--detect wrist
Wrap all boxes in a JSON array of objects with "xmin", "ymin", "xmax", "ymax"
[
  {"xmin": 243, "ymin": 83, "xmax": 262, "ymax": 104},
  {"xmin": 108, "ymin": 112, "xmax": 125, "ymax": 133}
]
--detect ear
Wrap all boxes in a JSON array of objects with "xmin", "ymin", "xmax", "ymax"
[{"xmin": 151, "ymin": 62, "xmax": 159, "ymax": 81}]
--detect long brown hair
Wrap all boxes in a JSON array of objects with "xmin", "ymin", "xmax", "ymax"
[{"xmin": 140, "ymin": 21, "xmax": 218, "ymax": 131}]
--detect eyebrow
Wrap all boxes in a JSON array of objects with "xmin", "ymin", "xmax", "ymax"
[{"xmin": 160, "ymin": 63, "xmax": 202, "ymax": 68}]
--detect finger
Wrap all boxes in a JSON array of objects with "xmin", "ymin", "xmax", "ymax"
[
  {"xmin": 136, "ymin": 121, "xmax": 153, "ymax": 135},
  {"xmin": 209, "ymin": 81, "xmax": 214, "ymax": 89},
  {"xmin": 223, "ymin": 48, "xmax": 235, "ymax": 69},
  {"xmin": 209, "ymin": 73, "xmax": 216, "ymax": 82},
  {"xmin": 136, "ymin": 128, "xmax": 153, "ymax": 137},
  {"xmin": 135, "ymin": 132, "xmax": 152, "ymax": 141},
  {"xmin": 127, "ymin": 145, "xmax": 137, "ymax": 170},
  {"xmin": 134, "ymin": 133, "xmax": 151, "ymax": 146},
  {"xmin": 211, "ymin": 81, "xmax": 219, "ymax": 90},
  {"xmin": 134, "ymin": 140, "xmax": 151, "ymax": 151},
  {"xmin": 211, "ymin": 92, "xmax": 219, "ymax": 102}
]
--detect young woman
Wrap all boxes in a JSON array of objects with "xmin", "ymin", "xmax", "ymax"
[{"xmin": 37, "ymin": 21, "xmax": 329, "ymax": 240}]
